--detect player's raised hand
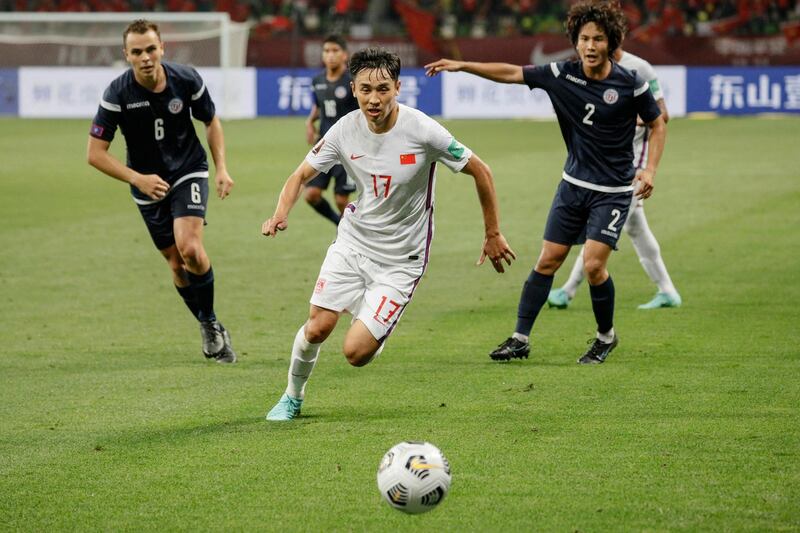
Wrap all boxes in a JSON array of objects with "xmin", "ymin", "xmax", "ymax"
[
  {"xmin": 216, "ymin": 169, "xmax": 234, "ymax": 199},
  {"xmin": 424, "ymin": 59, "xmax": 464, "ymax": 77},
  {"xmin": 635, "ymin": 168, "xmax": 655, "ymax": 199},
  {"xmin": 477, "ymin": 233, "xmax": 516, "ymax": 273},
  {"xmin": 261, "ymin": 215, "xmax": 288, "ymax": 237},
  {"xmin": 132, "ymin": 173, "xmax": 170, "ymax": 201}
]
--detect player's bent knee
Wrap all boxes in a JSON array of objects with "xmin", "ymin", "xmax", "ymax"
[
  {"xmin": 343, "ymin": 346, "xmax": 375, "ymax": 367},
  {"xmin": 584, "ymin": 259, "xmax": 607, "ymax": 282},
  {"xmin": 305, "ymin": 188, "xmax": 323, "ymax": 204},
  {"xmin": 304, "ymin": 320, "xmax": 334, "ymax": 344}
]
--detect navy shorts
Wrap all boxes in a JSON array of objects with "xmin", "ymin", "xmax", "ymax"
[
  {"xmin": 543, "ymin": 180, "xmax": 633, "ymax": 250},
  {"xmin": 136, "ymin": 178, "xmax": 209, "ymax": 250},
  {"xmin": 307, "ymin": 164, "xmax": 356, "ymax": 195}
]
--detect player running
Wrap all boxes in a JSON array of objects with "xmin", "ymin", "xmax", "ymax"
[
  {"xmin": 87, "ymin": 19, "xmax": 236, "ymax": 363},
  {"xmin": 303, "ymin": 35, "xmax": 360, "ymax": 225},
  {"xmin": 262, "ymin": 47, "xmax": 515, "ymax": 420},
  {"xmin": 426, "ymin": 0, "xmax": 667, "ymax": 364}
]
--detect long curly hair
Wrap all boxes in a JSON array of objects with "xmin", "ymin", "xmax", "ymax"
[{"xmin": 565, "ymin": 1, "xmax": 627, "ymax": 55}]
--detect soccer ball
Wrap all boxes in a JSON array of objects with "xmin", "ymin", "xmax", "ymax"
[{"xmin": 376, "ymin": 441, "xmax": 451, "ymax": 514}]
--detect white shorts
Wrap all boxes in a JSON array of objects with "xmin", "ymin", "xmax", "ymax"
[{"xmin": 309, "ymin": 241, "xmax": 425, "ymax": 343}]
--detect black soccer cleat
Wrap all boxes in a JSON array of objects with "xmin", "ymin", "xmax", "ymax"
[
  {"xmin": 213, "ymin": 325, "xmax": 237, "ymax": 364},
  {"xmin": 577, "ymin": 336, "xmax": 619, "ymax": 364},
  {"xmin": 200, "ymin": 319, "xmax": 225, "ymax": 359},
  {"xmin": 489, "ymin": 337, "xmax": 530, "ymax": 361}
]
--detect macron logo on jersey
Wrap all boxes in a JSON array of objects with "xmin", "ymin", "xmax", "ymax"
[
  {"xmin": 126, "ymin": 101, "xmax": 150, "ymax": 109},
  {"xmin": 566, "ymin": 73, "xmax": 587, "ymax": 86}
]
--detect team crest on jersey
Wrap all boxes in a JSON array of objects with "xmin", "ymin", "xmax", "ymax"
[
  {"xmin": 168, "ymin": 98, "xmax": 184, "ymax": 114},
  {"xmin": 603, "ymin": 89, "xmax": 619, "ymax": 104},
  {"xmin": 334, "ymin": 86, "xmax": 347, "ymax": 99}
]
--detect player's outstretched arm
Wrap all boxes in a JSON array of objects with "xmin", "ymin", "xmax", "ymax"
[
  {"xmin": 636, "ymin": 114, "xmax": 667, "ymax": 199},
  {"xmin": 205, "ymin": 116, "xmax": 234, "ymax": 199},
  {"xmin": 424, "ymin": 59, "xmax": 524, "ymax": 84},
  {"xmin": 261, "ymin": 160, "xmax": 321, "ymax": 237},
  {"xmin": 86, "ymin": 136, "xmax": 169, "ymax": 201},
  {"xmin": 460, "ymin": 154, "xmax": 517, "ymax": 273}
]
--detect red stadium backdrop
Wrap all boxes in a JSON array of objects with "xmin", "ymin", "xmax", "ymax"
[{"xmin": 248, "ymin": 33, "xmax": 800, "ymax": 68}]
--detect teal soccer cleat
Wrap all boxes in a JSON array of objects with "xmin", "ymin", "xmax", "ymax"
[
  {"xmin": 547, "ymin": 288, "xmax": 572, "ymax": 309},
  {"xmin": 638, "ymin": 292, "xmax": 682, "ymax": 310},
  {"xmin": 266, "ymin": 393, "xmax": 303, "ymax": 421}
]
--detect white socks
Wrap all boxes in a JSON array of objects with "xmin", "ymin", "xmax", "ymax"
[
  {"xmin": 596, "ymin": 328, "xmax": 616, "ymax": 343},
  {"xmin": 562, "ymin": 246, "xmax": 586, "ymax": 297},
  {"xmin": 512, "ymin": 332, "xmax": 529, "ymax": 343},
  {"xmin": 625, "ymin": 207, "xmax": 677, "ymax": 295},
  {"xmin": 285, "ymin": 324, "xmax": 322, "ymax": 399}
]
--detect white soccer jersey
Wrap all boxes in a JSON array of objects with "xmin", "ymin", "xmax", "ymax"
[
  {"xmin": 618, "ymin": 51, "xmax": 664, "ymax": 170},
  {"xmin": 306, "ymin": 104, "xmax": 473, "ymax": 265}
]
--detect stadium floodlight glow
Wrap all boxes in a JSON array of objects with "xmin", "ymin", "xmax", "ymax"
[{"xmin": 0, "ymin": 12, "xmax": 251, "ymax": 68}]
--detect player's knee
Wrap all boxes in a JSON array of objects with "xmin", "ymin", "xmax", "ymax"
[
  {"xmin": 583, "ymin": 257, "xmax": 606, "ymax": 281},
  {"xmin": 304, "ymin": 320, "xmax": 334, "ymax": 344},
  {"xmin": 177, "ymin": 241, "xmax": 202, "ymax": 264},
  {"xmin": 343, "ymin": 346, "xmax": 374, "ymax": 367},
  {"xmin": 305, "ymin": 188, "xmax": 322, "ymax": 204},
  {"xmin": 535, "ymin": 255, "xmax": 563, "ymax": 275}
]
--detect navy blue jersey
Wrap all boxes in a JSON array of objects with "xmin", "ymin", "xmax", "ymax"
[
  {"xmin": 90, "ymin": 61, "xmax": 215, "ymax": 202},
  {"xmin": 312, "ymin": 71, "xmax": 359, "ymax": 137},
  {"xmin": 523, "ymin": 60, "xmax": 660, "ymax": 189}
]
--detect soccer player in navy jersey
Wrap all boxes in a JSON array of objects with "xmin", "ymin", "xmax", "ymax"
[
  {"xmin": 426, "ymin": 0, "xmax": 667, "ymax": 364},
  {"xmin": 87, "ymin": 19, "xmax": 236, "ymax": 363},
  {"xmin": 303, "ymin": 35, "xmax": 360, "ymax": 225}
]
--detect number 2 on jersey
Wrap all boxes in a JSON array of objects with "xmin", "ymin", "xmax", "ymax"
[
  {"xmin": 372, "ymin": 174, "xmax": 392, "ymax": 198},
  {"xmin": 582, "ymin": 103, "xmax": 595, "ymax": 126}
]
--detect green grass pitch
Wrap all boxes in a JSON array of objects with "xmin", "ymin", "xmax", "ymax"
[{"xmin": 1, "ymin": 116, "xmax": 798, "ymax": 530}]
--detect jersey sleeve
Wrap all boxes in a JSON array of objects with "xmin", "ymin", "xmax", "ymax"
[
  {"xmin": 636, "ymin": 61, "xmax": 664, "ymax": 101},
  {"xmin": 633, "ymin": 73, "xmax": 661, "ymax": 124},
  {"xmin": 89, "ymin": 85, "xmax": 121, "ymax": 142},
  {"xmin": 424, "ymin": 116, "xmax": 473, "ymax": 173},
  {"xmin": 187, "ymin": 67, "xmax": 215, "ymax": 123},
  {"xmin": 522, "ymin": 63, "xmax": 558, "ymax": 90},
  {"xmin": 305, "ymin": 119, "xmax": 342, "ymax": 173}
]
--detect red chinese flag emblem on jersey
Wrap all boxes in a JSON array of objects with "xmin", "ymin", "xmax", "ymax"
[{"xmin": 400, "ymin": 153, "xmax": 416, "ymax": 165}]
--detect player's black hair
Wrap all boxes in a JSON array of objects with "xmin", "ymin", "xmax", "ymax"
[
  {"xmin": 565, "ymin": 0, "xmax": 627, "ymax": 55},
  {"xmin": 123, "ymin": 19, "xmax": 161, "ymax": 48},
  {"xmin": 323, "ymin": 34, "xmax": 348, "ymax": 51},
  {"xmin": 349, "ymin": 47, "xmax": 401, "ymax": 82}
]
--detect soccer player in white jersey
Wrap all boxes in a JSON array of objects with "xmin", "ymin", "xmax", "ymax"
[
  {"xmin": 261, "ymin": 47, "xmax": 516, "ymax": 421},
  {"xmin": 547, "ymin": 45, "xmax": 681, "ymax": 310}
]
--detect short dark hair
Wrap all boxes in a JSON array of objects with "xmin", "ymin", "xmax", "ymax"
[
  {"xmin": 123, "ymin": 19, "xmax": 161, "ymax": 48},
  {"xmin": 565, "ymin": 0, "xmax": 627, "ymax": 55},
  {"xmin": 323, "ymin": 34, "xmax": 347, "ymax": 51},
  {"xmin": 349, "ymin": 47, "xmax": 401, "ymax": 82}
]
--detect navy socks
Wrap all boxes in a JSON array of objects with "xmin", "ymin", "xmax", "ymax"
[
  {"xmin": 589, "ymin": 276, "xmax": 615, "ymax": 335},
  {"xmin": 515, "ymin": 270, "xmax": 554, "ymax": 337}
]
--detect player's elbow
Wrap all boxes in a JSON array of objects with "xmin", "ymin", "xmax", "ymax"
[{"xmin": 86, "ymin": 147, "xmax": 100, "ymax": 168}]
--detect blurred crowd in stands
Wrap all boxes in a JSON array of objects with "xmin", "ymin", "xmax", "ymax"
[{"xmin": 2, "ymin": 0, "xmax": 798, "ymax": 38}]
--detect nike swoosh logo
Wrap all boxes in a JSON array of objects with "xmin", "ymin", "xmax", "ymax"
[
  {"xmin": 531, "ymin": 42, "xmax": 575, "ymax": 65},
  {"xmin": 350, "ymin": 154, "xmax": 366, "ymax": 160}
]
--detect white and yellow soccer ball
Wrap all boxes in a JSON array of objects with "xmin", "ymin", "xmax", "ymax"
[{"xmin": 376, "ymin": 441, "xmax": 451, "ymax": 514}]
